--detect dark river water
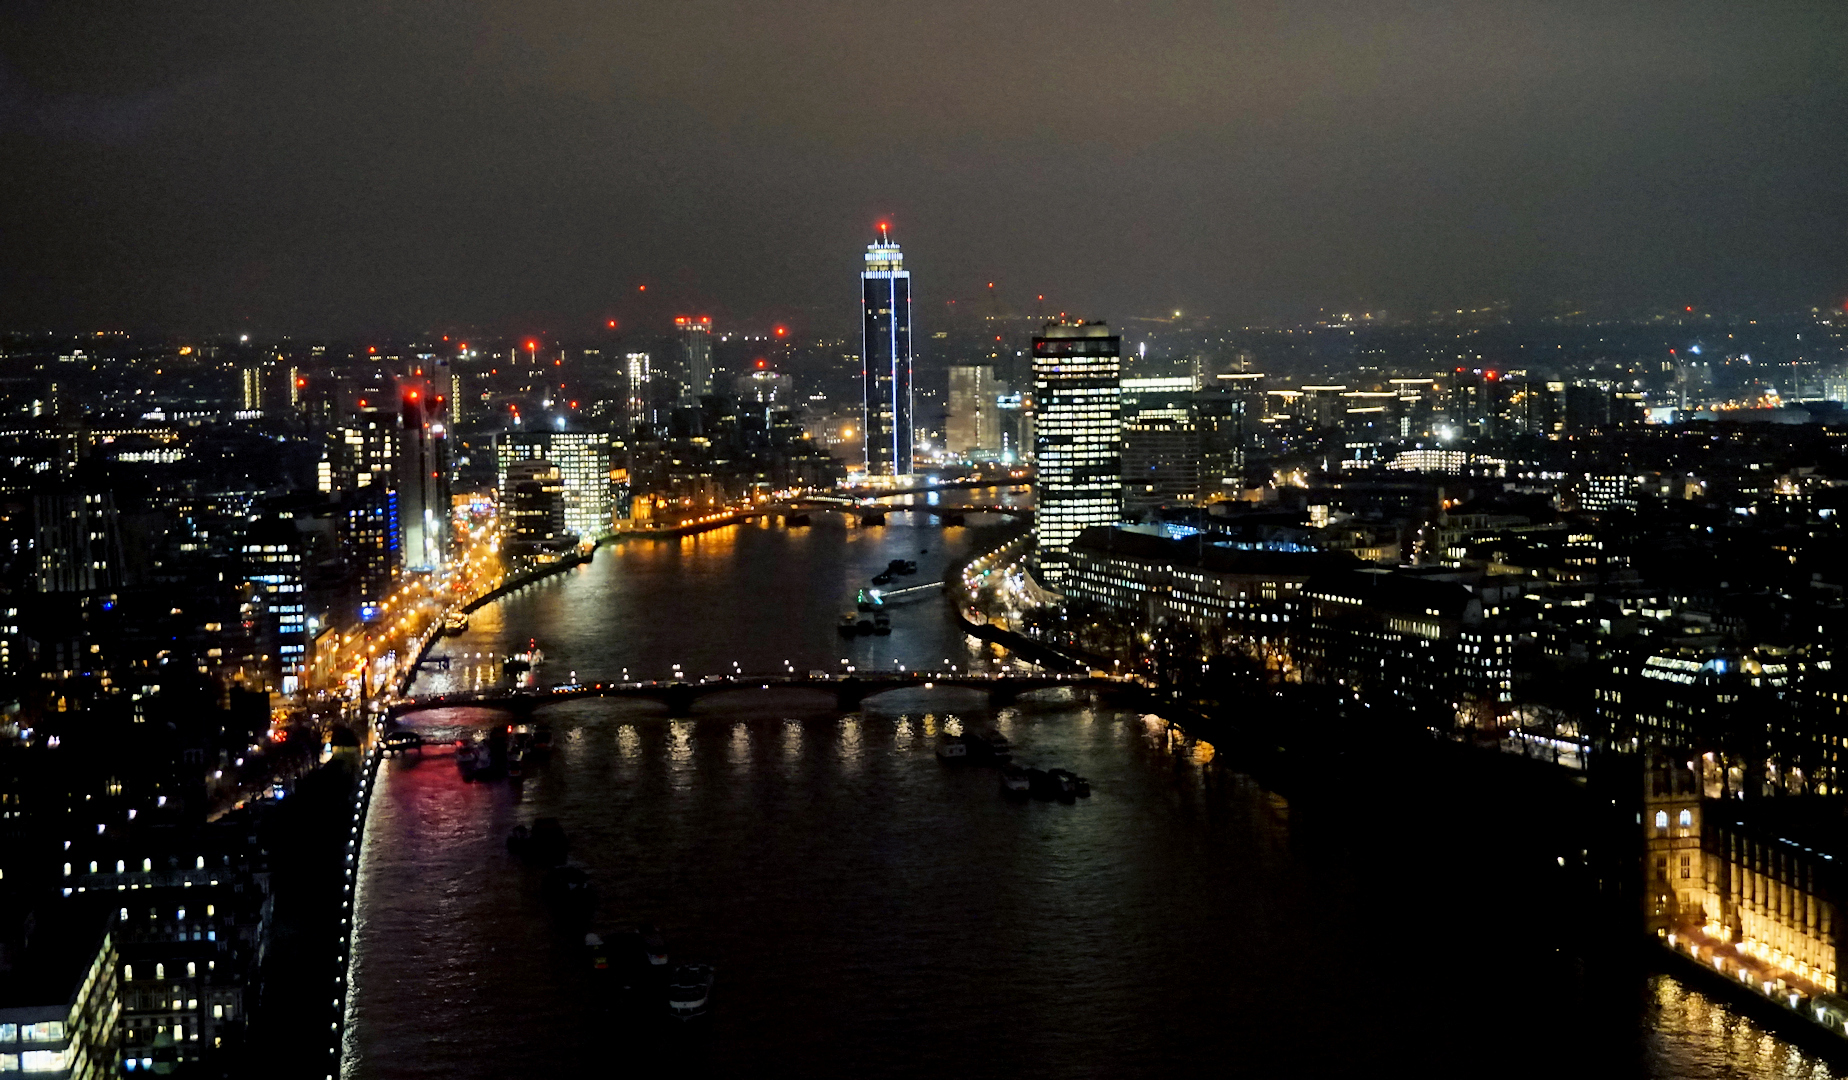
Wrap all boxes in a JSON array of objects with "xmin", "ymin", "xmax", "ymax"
[{"xmin": 344, "ymin": 497, "xmax": 1846, "ymax": 1079}]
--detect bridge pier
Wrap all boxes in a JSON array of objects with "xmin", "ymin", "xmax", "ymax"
[
  {"xmin": 858, "ymin": 511, "xmax": 886, "ymax": 527},
  {"xmin": 664, "ymin": 683, "xmax": 696, "ymax": 716},
  {"xmin": 836, "ymin": 677, "xmax": 866, "ymax": 711},
  {"xmin": 989, "ymin": 685, "xmax": 1020, "ymax": 707}
]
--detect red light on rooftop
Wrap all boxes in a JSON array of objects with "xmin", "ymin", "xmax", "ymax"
[
  {"xmin": 774, "ymin": 326, "xmax": 786, "ymax": 337},
  {"xmin": 639, "ymin": 284, "xmax": 646, "ymax": 291},
  {"xmin": 407, "ymin": 390, "xmax": 419, "ymax": 400},
  {"xmin": 756, "ymin": 359, "xmax": 767, "ymax": 369},
  {"xmin": 295, "ymin": 378, "xmax": 307, "ymax": 388},
  {"xmin": 607, "ymin": 320, "xmax": 617, "ymax": 329},
  {"xmin": 525, "ymin": 339, "xmax": 537, "ymax": 351},
  {"xmin": 367, "ymin": 346, "xmax": 377, "ymax": 354},
  {"xmin": 1686, "ymin": 306, "xmax": 1694, "ymax": 312},
  {"xmin": 675, "ymin": 317, "xmax": 688, "ymax": 325}
]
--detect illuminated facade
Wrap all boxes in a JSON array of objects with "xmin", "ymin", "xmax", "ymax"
[
  {"xmin": 625, "ymin": 352, "xmax": 653, "ymax": 430},
  {"xmin": 496, "ymin": 430, "xmax": 612, "ymax": 541},
  {"xmin": 945, "ymin": 365, "xmax": 997, "ymax": 457},
  {"xmin": 675, "ymin": 317, "xmax": 713, "ymax": 404},
  {"xmin": 395, "ymin": 378, "xmax": 449, "ymax": 571},
  {"xmin": 861, "ymin": 226, "xmax": 913, "ymax": 476},
  {"xmin": 1032, "ymin": 323, "xmax": 1121, "ymax": 581}
]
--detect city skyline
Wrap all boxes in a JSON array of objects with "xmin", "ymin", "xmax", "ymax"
[
  {"xmin": 8, "ymin": 4, "xmax": 1848, "ymax": 1077},
  {"xmin": 2, "ymin": 3, "xmax": 1845, "ymax": 334}
]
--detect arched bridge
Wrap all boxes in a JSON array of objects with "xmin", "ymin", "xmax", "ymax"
[{"xmin": 384, "ymin": 671, "xmax": 1139, "ymax": 720}]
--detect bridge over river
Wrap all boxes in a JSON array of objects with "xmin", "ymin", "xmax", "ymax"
[{"xmin": 385, "ymin": 670, "xmax": 1141, "ymax": 720}]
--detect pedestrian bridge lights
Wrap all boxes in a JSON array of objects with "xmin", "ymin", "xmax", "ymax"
[
  {"xmin": 862, "ymin": 223, "xmax": 913, "ymax": 478},
  {"xmin": 1033, "ymin": 322, "xmax": 1122, "ymax": 583}
]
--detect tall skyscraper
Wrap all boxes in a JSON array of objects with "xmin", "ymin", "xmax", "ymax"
[
  {"xmin": 1032, "ymin": 322, "xmax": 1122, "ymax": 582},
  {"xmin": 625, "ymin": 351, "xmax": 653, "ymax": 431},
  {"xmin": 676, "ymin": 317, "xmax": 714, "ymax": 404},
  {"xmin": 945, "ymin": 365, "xmax": 998, "ymax": 457},
  {"xmin": 395, "ymin": 376, "xmax": 450, "ymax": 571},
  {"xmin": 861, "ymin": 224, "xmax": 913, "ymax": 476}
]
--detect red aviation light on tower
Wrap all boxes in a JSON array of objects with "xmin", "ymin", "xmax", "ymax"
[
  {"xmin": 675, "ymin": 317, "xmax": 688, "ymax": 326},
  {"xmin": 774, "ymin": 326, "xmax": 787, "ymax": 337},
  {"xmin": 607, "ymin": 320, "xmax": 617, "ymax": 329},
  {"xmin": 756, "ymin": 359, "xmax": 767, "ymax": 370}
]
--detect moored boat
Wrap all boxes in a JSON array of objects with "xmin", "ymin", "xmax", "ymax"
[
  {"xmin": 638, "ymin": 923, "xmax": 670, "ymax": 967},
  {"xmin": 999, "ymin": 765, "xmax": 1031, "ymax": 798},
  {"xmin": 667, "ymin": 963, "xmax": 715, "ymax": 1021},
  {"xmin": 455, "ymin": 736, "xmax": 488, "ymax": 780},
  {"xmin": 936, "ymin": 736, "xmax": 969, "ymax": 761}
]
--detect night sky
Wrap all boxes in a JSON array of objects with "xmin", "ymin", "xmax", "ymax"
[{"xmin": 2, "ymin": 1, "xmax": 1844, "ymax": 334}]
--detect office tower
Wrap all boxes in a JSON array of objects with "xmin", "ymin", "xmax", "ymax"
[
  {"xmin": 625, "ymin": 352, "xmax": 653, "ymax": 430},
  {"xmin": 1032, "ymin": 323, "xmax": 1122, "ymax": 582},
  {"xmin": 502, "ymin": 459, "xmax": 570, "ymax": 558},
  {"xmin": 1119, "ymin": 375, "xmax": 1201, "ymax": 514},
  {"xmin": 395, "ymin": 378, "xmax": 449, "ymax": 570},
  {"xmin": 496, "ymin": 430, "xmax": 612, "ymax": 541},
  {"xmin": 945, "ymin": 365, "xmax": 998, "ymax": 457},
  {"xmin": 241, "ymin": 520, "xmax": 308, "ymax": 692},
  {"xmin": 341, "ymin": 483, "xmax": 400, "ymax": 615},
  {"xmin": 676, "ymin": 317, "xmax": 714, "ymax": 404},
  {"xmin": 861, "ymin": 225, "xmax": 913, "ymax": 476}
]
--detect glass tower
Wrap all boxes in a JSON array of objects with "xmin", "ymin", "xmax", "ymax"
[
  {"xmin": 861, "ymin": 225, "xmax": 913, "ymax": 476},
  {"xmin": 675, "ymin": 316, "xmax": 713, "ymax": 404},
  {"xmin": 1032, "ymin": 322, "xmax": 1122, "ymax": 582}
]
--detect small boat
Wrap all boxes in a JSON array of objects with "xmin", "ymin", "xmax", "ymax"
[
  {"xmin": 873, "ymin": 612, "xmax": 892, "ymax": 636},
  {"xmin": 442, "ymin": 612, "xmax": 470, "ymax": 635},
  {"xmin": 999, "ymin": 765, "xmax": 1031, "ymax": 798},
  {"xmin": 839, "ymin": 613, "xmax": 861, "ymax": 638},
  {"xmin": 455, "ymin": 737, "xmax": 488, "ymax": 780},
  {"xmin": 638, "ymin": 924, "xmax": 670, "ymax": 967},
  {"xmin": 872, "ymin": 571, "xmax": 894, "ymax": 585},
  {"xmin": 507, "ymin": 745, "xmax": 527, "ymax": 778},
  {"xmin": 667, "ymin": 963, "xmax": 715, "ymax": 1021},
  {"xmin": 381, "ymin": 729, "xmax": 424, "ymax": 755},
  {"xmin": 1047, "ymin": 768, "xmax": 1081, "ymax": 801},
  {"xmin": 856, "ymin": 617, "xmax": 875, "ymax": 635},
  {"xmin": 531, "ymin": 723, "xmax": 554, "ymax": 753},
  {"xmin": 586, "ymin": 932, "xmax": 611, "ymax": 972},
  {"xmin": 936, "ymin": 737, "xmax": 968, "ymax": 761},
  {"xmin": 507, "ymin": 824, "xmax": 531, "ymax": 854}
]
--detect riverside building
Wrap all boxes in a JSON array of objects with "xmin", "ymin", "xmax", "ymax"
[{"xmin": 1032, "ymin": 323, "xmax": 1122, "ymax": 582}]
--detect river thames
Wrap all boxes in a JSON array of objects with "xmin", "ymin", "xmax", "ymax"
[{"xmin": 343, "ymin": 502, "xmax": 1846, "ymax": 1078}]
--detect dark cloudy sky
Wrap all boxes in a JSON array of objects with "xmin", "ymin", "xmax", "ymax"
[{"xmin": 2, "ymin": 1, "xmax": 1844, "ymax": 334}]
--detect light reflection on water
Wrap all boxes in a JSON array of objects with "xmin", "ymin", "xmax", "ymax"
[
  {"xmin": 1647, "ymin": 976, "xmax": 1845, "ymax": 1079},
  {"xmin": 347, "ymin": 514, "xmax": 1848, "ymax": 1080}
]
